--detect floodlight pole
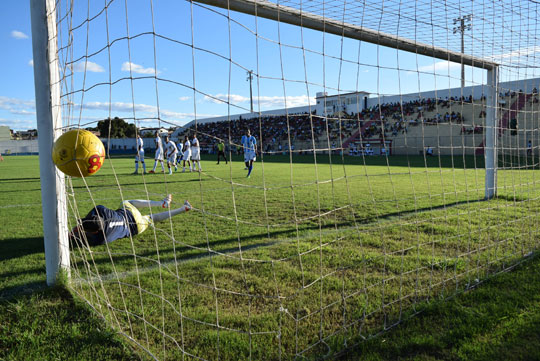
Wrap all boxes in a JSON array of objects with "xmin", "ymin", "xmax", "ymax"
[
  {"xmin": 30, "ymin": 0, "xmax": 70, "ymax": 285},
  {"xmin": 247, "ymin": 70, "xmax": 254, "ymax": 113},
  {"xmin": 453, "ymin": 15, "xmax": 472, "ymax": 89},
  {"xmin": 485, "ymin": 66, "xmax": 499, "ymax": 200}
]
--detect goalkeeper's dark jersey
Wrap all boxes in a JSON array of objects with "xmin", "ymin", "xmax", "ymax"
[{"xmin": 85, "ymin": 205, "xmax": 138, "ymax": 246}]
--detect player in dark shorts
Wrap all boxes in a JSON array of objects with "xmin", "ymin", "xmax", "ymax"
[
  {"xmin": 69, "ymin": 195, "xmax": 191, "ymax": 247},
  {"xmin": 216, "ymin": 140, "xmax": 227, "ymax": 164}
]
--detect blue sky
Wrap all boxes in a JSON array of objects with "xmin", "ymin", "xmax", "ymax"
[{"xmin": 1, "ymin": 0, "xmax": 536, "ymax": 131}]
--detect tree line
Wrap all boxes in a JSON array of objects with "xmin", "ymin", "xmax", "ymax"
[{"xmin": 88, "ymin": 117, "xmax": 156, "ymax": 138}]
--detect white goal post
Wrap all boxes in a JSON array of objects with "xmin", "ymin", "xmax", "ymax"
[{"xmin": 30, "ymin": 0, "xmax": 70, "ymax": 285}]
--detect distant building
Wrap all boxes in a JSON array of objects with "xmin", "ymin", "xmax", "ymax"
[
  {"xmin": 316, "ymin": 91, "xmax": 369, "ymax": 116},
  {"xmin": 0, "ymin": 126, "xmax": 11, "ymax": 141},
  {"xmin": 140, "ymin": 127, "xmax": 168, "ymax": 137},
  {"xmin": 17, "ymin": 129, "xmax": 38, "ymax": 140}
]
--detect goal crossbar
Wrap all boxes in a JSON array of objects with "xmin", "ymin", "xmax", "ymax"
[{"xmin": 194, "ymin": 0, "xmax": 499, "ymax": 71}]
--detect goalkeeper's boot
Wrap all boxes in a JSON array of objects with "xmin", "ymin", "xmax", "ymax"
[
  {"xmin": 184, "ymin": 200, "xmax": 192, "ymax": 212},
  {"xmin": 162, "ymin": 194, "xmax": 172, "ymax": 208}
]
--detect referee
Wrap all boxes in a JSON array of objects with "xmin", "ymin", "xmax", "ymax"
[{"xmin": 216, "ymin": 140, "xmax": 227, "ymax": 164}]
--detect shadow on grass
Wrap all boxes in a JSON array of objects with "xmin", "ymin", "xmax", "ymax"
[
  {"xmin": 0, "ymin": 194, "xmax": 506, "ymax": 293},
  {"xmin": 210, "ymin": 154, "xmax": 496, "ymax": 169},
  {"xmin": 70, "ymin": 176, "xmax": 212, "ymax": 190},
  {"xmin": 106, "ymin": 154, "xmax": 493, "ymax": 169},
  {"xmin": 68, "ymin": 195, "xmax": 490, "ymax": 278},
  {"xmin": 0, "ymin": 286, "xmax": 139, "ymax": 360},
  {"xmin": 339, "ymin": 253, "xmax": 540, "ymax": 360},
  {"xmin": 0, "ymin": 237, "xmax": 44, "ymax": 262},
  {"xmin": 0, "ymin": 280, "xmax": 47, "ymax": 299},
  {"xmin": 0, "ymin": 177, "xmax": 42, "ymax": 183}
]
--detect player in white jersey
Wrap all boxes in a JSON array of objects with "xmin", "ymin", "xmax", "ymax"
[
  {"xmin": 241, "ymin": 129, "xmax": 257, "ymax": 178},
  {"xmin": 165, "ymin": 136, "xmax": 178, "ymax": 174},
  {"xmin": 133, "ymin": 134, "xmax": 146, "ymax": 174},
  {"xmin": 181, "ymin": 135, "xmax": 192, "ymax": 172},
  {"xmin": 149, "ymin": 131, "xmax": 165, "ymax": 173},
  {"xmin": 191, "ymin": 133, "xmax": 202, "ymax": 172},
  {"xmin": 175, "ymin": 137, "xmax": 184, "ymax": 167}
]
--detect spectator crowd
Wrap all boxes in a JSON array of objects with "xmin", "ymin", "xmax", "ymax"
[{"xmin": 175, "ymin": 95, "xmax": 493, "ymax": 155}]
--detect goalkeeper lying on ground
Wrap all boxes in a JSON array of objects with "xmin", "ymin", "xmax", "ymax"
[{"xmin": 69, "ymin": 195, "xmax": 191, "ymax": 247}]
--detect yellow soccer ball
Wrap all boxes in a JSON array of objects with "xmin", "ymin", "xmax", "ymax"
[{"xmin": 52, "ymin": 129, "xmax": 106, "ymax": 177}]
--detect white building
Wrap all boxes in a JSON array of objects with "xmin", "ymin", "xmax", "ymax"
[
  {"xmin": 315, "ymin": 91, "xmax": 369, "ymax": 116},
  {"xmin": 0, "ymin": 126, "xmax": 11, "ymax": 141}
]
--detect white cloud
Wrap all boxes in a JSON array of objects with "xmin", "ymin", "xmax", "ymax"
[
  {"xmin": 0, "ymin": 118, "xmax": 36, "ymax": 131},
  {"xmin": 179, "ymin": 96, "xmax": 190, "ymax": 101},
  {"xmin": 487, "ymin": 45, "xmax": 540, "ymax": 62},
  {"xmin": 10, "ymin": 109, "xmax": 35, "ymax": 115},
  {"xmin": 0, "ymin": 96, "xmax": 35, "ymax": 116},
  {"xmin": 81, "ymin": 101, "xmax": 216, "ymax": 119},
  {"xmin": 73, "ymin": 61, "xmax": 105, "ymax": 73},
  {"xmin": 418, "ymin": 61, "xmax": 461, "ymax": 73},
  {"xmin": 121, "ymin": 62, "xmax": 160, "ymax": 75},
  {"xmin": 11, "ymin": 30, "xmax": 28, "ymax": 39},
  {"xmin": 28, "ymin": 60, "xmax": 33, "ymax": 67},
  {"xmin": 84, "ymin": 101, "xmax": 156, "ymax": 113},
  {"xmin": 204, "ymin": 94, "xmax": 315, "ymax": 108}
]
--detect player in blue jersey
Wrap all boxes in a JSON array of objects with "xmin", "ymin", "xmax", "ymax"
[
  {"xmin": 241, "ymin": 129, "xmax": 257, "ymax": 178},
  {"xmin": 69, "ymin": 195, "xmax": 191, "ymax": 247}
]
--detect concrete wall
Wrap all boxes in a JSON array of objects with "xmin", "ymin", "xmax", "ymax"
[
  {"xmin": 0, "ymin": 140, "xmax": 38, "ymax": 155},
  {"xmin": 0, "ymin": 138, "xmax": 157, "ymax": 156},
  {"xmin": 100, "ymin": 137, "xmax": 155, "ymax": 151}
]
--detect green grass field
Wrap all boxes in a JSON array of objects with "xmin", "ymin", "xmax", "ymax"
[{"xmin": 2, "ymin": 154, "xmax": 540, "ymax": 360}]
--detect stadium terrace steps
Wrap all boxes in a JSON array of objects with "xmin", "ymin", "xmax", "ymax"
[
  {"xmin": 499, "ymin": 93, "xmax": 533, "ymax": 135},
  {"xmin": 337, "ymin": 100, "xmax": 485, "ymax": 155},
  {"xmin": 476, "ymin": 93, "xmax": 536, "ymax": 155},
  {"xmin": 328, "ymin": 95, "xmax": 538, "ymax": 156},
  {"xmin": 341, "ymin": 120, "xmax": 377, "ymax": 148}
]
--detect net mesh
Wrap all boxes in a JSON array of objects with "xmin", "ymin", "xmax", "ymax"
[{"xmin": 45, "ymin": 0, "xmax": 540, "ymax": 359}]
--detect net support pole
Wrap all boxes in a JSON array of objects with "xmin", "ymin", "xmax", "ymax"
[
  {"xmin": 484, "ymin": 66, "xmax": 499, "ymax": 200},
  {"xmin": 30, "ymin": 0, "xmax": 70, "ymax": 285}
]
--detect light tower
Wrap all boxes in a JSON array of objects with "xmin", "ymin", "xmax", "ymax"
[
  {"xmin": 246, "ymin": 70, "xmax": 254, "ymax": 113},
  {"xmin": 453, "ymin": 14, "xmax": 472, "ymax": 89}
]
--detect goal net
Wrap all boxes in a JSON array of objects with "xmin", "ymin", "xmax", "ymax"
[{"xmin": 33, "ymin": 0, "xmax": 540, "ymax": 359}]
